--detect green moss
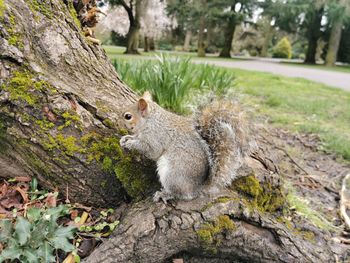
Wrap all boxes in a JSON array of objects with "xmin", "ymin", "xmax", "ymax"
[
  {"xmin": 3, "ymin": 14, "xmax": 24, "ymax": 48},
  {"xmin": 114, "ymin": 155, "xmax": 150, "ymax": 199},
  {"xmin": 58, "ymin": 111, "xmax": 81, "ymax": 130},
  {"xmin": 232, "ymin": 175, "xmax": 285, "ymax": 213},
  {"xmin": 55, "ymin": 134, "xmax": 80, "ymax": 156},
  {"xmin": 35, "ymin": 119, "xmax": 55, "ymax": 131},
  {"xmin": 232, "ymin": 175, "xmax": 262, "ymax": 197},
  {"xmin": 0, "ymin": 0, "xmax": 5, "ymax": 17},
  {"xmin": 197, "ymin": 215, "xmax": 236, "ymax": 248},
  {"xmin": 26, "ymin": 0, "xmax": 52, "ymax": 19},
  {"xmin": 67, "ymin": 0, "xmax": 81, "ymax": 28},
  {"xmin": 2, "ymin": 71, "xmax": 42, "ymax": 105},
  {"xmin": 102, "ymin": 118, "xmax": 114, "ymax": 128},
  {"xmin": 81, "ymin": 132, "xmax": 155, "ymax": 199}
]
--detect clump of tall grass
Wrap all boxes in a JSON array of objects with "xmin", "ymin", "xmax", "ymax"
[{"xmin": 113, "ymin": 55, "xmax": 235, "ymax": 113}]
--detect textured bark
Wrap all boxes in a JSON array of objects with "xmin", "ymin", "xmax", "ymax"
[
  {"xmin": 144, "ymin": 36, "xmax": 149, "ymax": 52},
  {"xmin": 121, "ymin": 0, "xmax": 141, "ymax": 54},
  {"xmin": 0, "ymin": 0, "xmax": 157, "ymax": 207},
  {"xmin": 183, "ymin": 30, "xmax": 192, "ymax": 52},
  {"xmin": 219, "ymin": 5, "xmax": 237, "ymax": 58},
  {"xmin": 325, "ymin": 1, "xmax": 345, "ymax": 66},
  {"xmin": 85, "ymin": 141, "xmax": 341, "ymax": 263},
  {"xmin": 304, "ymin": 7, "xmax": 324, "ymax": 64},
  {"xmin": 197, "ymin": 14, "xmax": 206, "ymax": 57}
]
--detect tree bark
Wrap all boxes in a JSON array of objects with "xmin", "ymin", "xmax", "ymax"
[
  {"xmin": 197, "ymin": 14, "xmax": 206, "ymax": 57},
  {"xmin": 325, "ymin": 0, "xmax": 346, "ymax": 66},
  {"xmin": 149, "ymin": 37, "xmax": 155, "ymax": 51},
  {"xmin": 144, "ymin": 36, "xmax": 150, "ymax": 52},
  {"xmin": 304, "ymin": 7, "xmax": 324, "ymax": 64},
  {"xmin": 261, "ymin": 21, "xmax": 273, "ymax": 57},
  {"xmin": 183, "ymin": 30, "xmax": 192, "ymax": 52},
  {"xmin": 0, "ymin": 0, "xmax": 157, "ymax": 207},
  {"xmin": 219, "ymin": 4, "xmax": 237, "ymax": 58},
  {"xmin": 121, "ymin": 0, "xmax": 141, "ymax": 54}
]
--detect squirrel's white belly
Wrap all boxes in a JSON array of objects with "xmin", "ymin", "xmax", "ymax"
[{"xmin": 157, "ymin": 155, "xmax": 169, "ymax": 187}]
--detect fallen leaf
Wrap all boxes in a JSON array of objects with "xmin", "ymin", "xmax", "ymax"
[
  {"xmin": 45, "ymin": 192, "xmax": 57, "ymax": 207},
  {"xmin": 14, "ymin": 177, "xmax": 31, "ymax": 183}
]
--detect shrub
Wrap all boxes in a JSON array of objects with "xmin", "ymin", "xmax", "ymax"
[{"xmin": 272, "ymin": 37, "xmax": 292, "ymax": 59}]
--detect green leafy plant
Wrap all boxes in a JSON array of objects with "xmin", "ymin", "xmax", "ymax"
[
  {"xmin": 272, "ymin": 37, "xmax": 292, "ymax": 59},
  {"xmin": 0, "ymin": 205, "xmax": 76, "ymax": 263},
  {"xmin": 113, "ymin": 55, "xmax": 235, "ymax": 113}
]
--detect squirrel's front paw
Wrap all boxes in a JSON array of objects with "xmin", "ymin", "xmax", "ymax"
[
  {"xmin": 120, "ymin": 135, "xmax": 135, "ymax": 149},
  {"xmin": 153, "ymin": 191, "xmax": 173, "ymax": 204}
]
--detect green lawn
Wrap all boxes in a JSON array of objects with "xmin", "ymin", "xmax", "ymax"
[
  {"xmin": 233, "ymin": 70, "xmax": 350, "ymax": 160},
  {"xmin": 105, "ymin": 47, "xmax": 350, "ymax": 161}
]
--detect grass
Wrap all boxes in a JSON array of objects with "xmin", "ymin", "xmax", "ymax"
[
  {"xmin": 113, "ymin": 55, "xmax": 234, "ymax": 113},
  {"xmin": 107, "ymin": 49, "xmax": 350, "ymax": 161},
  {"xmin": 234, "ymin": 70, "xmax": 350, "ymax": 160}
]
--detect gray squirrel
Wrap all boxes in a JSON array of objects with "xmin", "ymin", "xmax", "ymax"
[{"xmin": 120, "ymin": 92, "xmax": 252, "ymax": 203}]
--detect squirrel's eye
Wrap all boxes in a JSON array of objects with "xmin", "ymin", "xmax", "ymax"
[{"xmin": 124, "ymin": 113, "xmax": 132, "ymax": 120}]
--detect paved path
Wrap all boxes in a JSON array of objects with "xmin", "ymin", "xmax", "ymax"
[{"xmin": 193, "ymin": 59, "xmax": 350, "ymax": 92}]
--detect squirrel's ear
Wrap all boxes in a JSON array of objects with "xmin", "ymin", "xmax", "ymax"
[
  {"xmin": 138, "ymin": 98, "xmax": 149, "ymax": 117},
  {"xmin": 142, "ymin": 91, "xmax": 152, "ymax": 101}
]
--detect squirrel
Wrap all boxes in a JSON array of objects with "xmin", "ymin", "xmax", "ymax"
[{"xmin": 120, "ymin": 91, "xmax": 253, "ymax": 203}]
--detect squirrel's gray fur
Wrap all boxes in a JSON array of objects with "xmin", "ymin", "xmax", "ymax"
[{"xmin": 120, "ymin": 92, "xmax": 253, "ymax": 203}]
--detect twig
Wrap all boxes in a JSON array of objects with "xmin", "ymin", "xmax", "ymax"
[
  {"xmin": 65, "ymin": 184, "xmax": 70, "ymax": 204},
  {"xmin": 274, "ymin": 145, "xmax": 309, "ymax": 175},
  {"xmin": 340, "ymin": 174, "xmax": 350, "ymax": 230}
]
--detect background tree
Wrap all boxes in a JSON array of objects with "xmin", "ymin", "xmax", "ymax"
[
  {"xmin": 263, "ymin": 0, "xmax": 326, "ymax": 64},
  {"xmin": 325, "ymin": 0, "xmax": 350, "ymax": 66},
  {"xmin": 217, "ymin": 0, "xmax": 254, "ymax": 58},
  {"xmin": 108, "ymin": 0, "xmax": 144, "ymax": 54}
]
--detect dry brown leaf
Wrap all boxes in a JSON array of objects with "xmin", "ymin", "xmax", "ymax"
[
  {"xmin": 14, "ymin": 177, "xmax": 31, "ymax": 182},
  {"xmin": 45, "ymin": 192, "xmax": 57, "ymax": 207},
  {"xmin": 14, "ymin": 186, "xmax": 29, "ymax": 204}
]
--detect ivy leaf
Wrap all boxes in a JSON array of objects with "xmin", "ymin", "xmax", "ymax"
[
  {"xmin": 53, "ymin": 225, "xmax": 76, "ymax": 240},
  {"xmin": 0, "ymin": 246, "xmax": 21, "ymax": 260},
  {"xmin": 21, "ymin": 248, "xmax": 37, "ymax": 263},
  {"xmin": 26, "ymin": 207, "xmax": 41, "ymax": 222},
  {"xmin": 0, "ymin": 219, "xmax": 13, "ymax": 242},
  {"xmin": 14, "ymin": 217, "xmax": 31, "ymax": 246},
  {"xmin": 36, "ymin": 241, "xmax": 55, "ymax": 263},
  {"xmin": 50, "ymin": 236, "xmax": 75, "ymax": 252},
  {"xmin": 29, "ymin": 221, "xmax": 49, "ymax": 247},
  {"xmin": 50, "ymin": 224, "xmax": 76, "ymax": 253}
]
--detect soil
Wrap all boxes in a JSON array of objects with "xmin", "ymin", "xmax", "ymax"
[{"xmin": 261, "ymin": 125, "xmax": 350, "ymax": 235}]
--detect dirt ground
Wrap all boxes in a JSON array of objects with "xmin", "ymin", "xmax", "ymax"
[{"xmin": 262, "ymin": 125, "xmax": 350, "ymax": 236}]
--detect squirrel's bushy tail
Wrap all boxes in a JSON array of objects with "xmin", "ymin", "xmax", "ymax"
[{"xmin": 196, "ymin": 100, "xmax": 254, "ymax": 187}]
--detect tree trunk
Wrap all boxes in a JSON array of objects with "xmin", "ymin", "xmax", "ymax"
[
  {"xmin": 325, "ymin": 0, "xmax": 346, "ymax": 67},
  {"xmin": 124, "ymin": 0, "xmax": 142, "ymax": 54},
  {"xmin": 144, "ymin": 36, "xmax": 150, "ymax": 52},
  {"xmin": 261, "ymin": 21, "xmax": 273, "ymax": 57},
  {"xmin": 197, "ymin": 14, "xmax": 206, "ymax": 57},
  {"xmin": 0, "ymin": 0, "xmax": 158, "ymax": 207},
  {"xmin": 219, "ymin": 5, "xmax": 236, "ymax": 58},
  {"xmin": 149, "ymin": 37, "xmax": 155, "ymax": 51},
  {"xmin": 304, "ymin": 7, "xmax": 324, "ymax": 64},
  {"xmin": 183, "ymin": 30, "xmax": 192, "ymax": 52}
]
